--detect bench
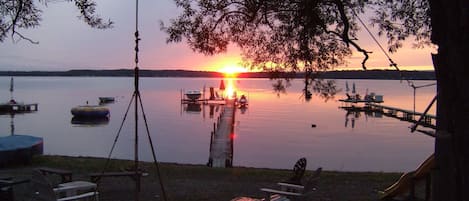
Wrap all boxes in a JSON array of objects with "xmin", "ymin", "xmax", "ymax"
[
  {"xmin": 90, "ymin": 171, "xmax": 149, "ymax": 192},
  {"xmin": 37, "ymin": 167, "xmax": 73, "ymax": 183},
  {"xmin": 89, "ymin": 171, "xmax": 148, "ymax": 183}
]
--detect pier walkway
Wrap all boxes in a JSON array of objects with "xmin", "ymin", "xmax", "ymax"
[
  {"xmin": 366, "ymin": 103, "xmax": 436, "ymax": 130},
  {"xmin": 207, "ymin": 99, "xmax": 236, "ymax": 168},
  {"xmin": 0, "ymin": 103, "xmax": 38, "ymax": 114}
]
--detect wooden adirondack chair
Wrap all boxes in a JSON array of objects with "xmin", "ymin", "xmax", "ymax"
[
  {"xmin": 261, "ymin": 167, "xmax": 322, "ymax": 201},
  {"xmin": 231, "ymin": 167, "xmax": 322, "ymax": 201},
  {"xmin": 283, "ymin": 158, "xmax": 307, "ymax": 185}
]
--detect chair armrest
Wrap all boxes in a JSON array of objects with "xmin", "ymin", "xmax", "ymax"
[
  {"xmin": 57, "ymin": 191, "xmax": 98, "ymax": 201},
  {"xmin": 54, "ymin": 181, "xmax": 97, "ymax": 193},
  {"xmin": 0, "ymin": 179, "xmax": 30, "ymax": 188},
  {"xmin": 260, "ymin": 188, "xmax": 302, "ymax": 196},
  {"xmin": 53, "ymin": 186, "xmax": 84, "ymax": 193},
  {"xmin": 277, "ymin": 182, "xmax": 305, "ymax": 190}
]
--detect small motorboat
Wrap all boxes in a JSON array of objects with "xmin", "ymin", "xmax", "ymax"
[
  {"xmin": 71, "ymin": 105, "xmax": 110, "ymax": 118},
  {"xmin": 99, "ymin": 97, "xmax": 115, "ymax": 104},
  {"xmin": 238, "ymin": 95, "xmax": 248, "ymax": 107},
  {"xmin": 185, "ymin": 90, "xmax": 202, "ymax": 101}
]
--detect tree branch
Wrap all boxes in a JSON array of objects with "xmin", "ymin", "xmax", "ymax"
[{"xmin": 333, "ymin": 0, "xmax": 370, "ymax": 70}]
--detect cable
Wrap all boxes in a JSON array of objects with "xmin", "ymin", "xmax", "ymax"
[{"xmin": 350, "ymin": 8, "xmax": 437, "ymax": 134}]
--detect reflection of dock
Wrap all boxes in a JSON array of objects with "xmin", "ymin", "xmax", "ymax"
[{"xmin": 207, "ymin": 100, "xmax": 235, "ymax": 168}]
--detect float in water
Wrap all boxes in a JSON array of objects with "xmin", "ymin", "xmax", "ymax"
[{"xmin": 71, "ymin": 105, "xmax": 110, "ymax": 118}]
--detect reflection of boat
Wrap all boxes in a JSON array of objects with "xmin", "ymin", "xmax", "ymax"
[
  {"xmin": 99, "ymin": 97, "xmax": 115, "ymax": 104},
  {"xmin": 239, "ymin": 106, "xmax": 247, "ymax": 114},
  {"xmin": 71, "ymin": 105, "xmax": 110, "ymax": 117},
  {"xmin": 185, "ymin": 103, "xmax": 202, "ymax": 113},
  {"xmin": 71, "ymin": 116, "xmax": 110, "ymax": 125},
  {"xmin": 237, "ymin": 95, "xmax": 248, "ymax": 108},
  {"xmin": 0, "ymin": 135, "xmax": 43, "ymax": 167},
  {"xmin": 185, "ymin": 90, "xmax": 202, "ymax": 101}
]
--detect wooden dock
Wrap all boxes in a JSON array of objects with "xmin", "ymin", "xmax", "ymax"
[
  {"xmin": 366, "ymin": 103, "xmax": 436, "ymax": 129},
  {"xmin": 0, "ymin": 103, "xmax": 38, "ymax": 114},
  {"xmin": 207, "ymin": 99, "xmax": 236, "ymax": 168}
]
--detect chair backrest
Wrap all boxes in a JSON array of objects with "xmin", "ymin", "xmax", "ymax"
[
  {"xmin": 288, "ymin": 158, "xmax": 307, "ymax": 184},
  {"xmin": 32, "ymin": 169, "xmax": 58, "ymax": 201}
]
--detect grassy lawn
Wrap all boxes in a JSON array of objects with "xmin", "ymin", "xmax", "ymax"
[{"xmin": 0, "ymin": 155, "xmax": 404, "ymax": 201}]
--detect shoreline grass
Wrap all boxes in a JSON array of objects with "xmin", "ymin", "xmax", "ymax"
[{"xmin": 1, "ymin": 155, "xmax": 403, "ymax": 201}]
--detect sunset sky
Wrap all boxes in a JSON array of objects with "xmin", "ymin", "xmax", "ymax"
[{"xmin": 0, "ymin": 0, "xmax": 436, "ymax": 72}]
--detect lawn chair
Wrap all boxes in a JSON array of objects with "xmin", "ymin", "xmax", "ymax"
[
  {"xmin": 32, "ymin": 169, "xmax": 99, "ymax": 201},
  {"xmin": 231, "ymin": 167, "xmax": 322, "ymax": 201},
  {"xmin": 283, "ymin": 158, "xmax": 307, "ymax": 185},
  {"xmin": 262, "ymin": 167, "xmax": 322, "ymax": 201}
]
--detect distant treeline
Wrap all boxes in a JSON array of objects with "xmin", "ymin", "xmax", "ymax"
[{"xmin": 0, "ymin": 69, "xmax": 435, "ymax": 80}]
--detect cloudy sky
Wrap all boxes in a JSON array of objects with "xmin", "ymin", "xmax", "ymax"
[{"xmin": 0, "ymin": 0, "xmax": 435, "ymax": 72}]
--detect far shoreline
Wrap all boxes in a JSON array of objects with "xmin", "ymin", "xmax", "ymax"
[{"xmin": 0, "ymin": 69, "xmax": 436, "ymax": 80}]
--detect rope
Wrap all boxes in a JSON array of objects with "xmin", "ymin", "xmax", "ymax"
[
  {"xmin": 97, "ymin": 1, "xmax": 168, "ymax": 200},
  {"xmin": 133, "ymin": 0, "xmax": 168, "ymax": 200},
  {"xmin": 352, "ymin": 9, "xmax": 397, "ymax": 68},
  {"xmin": 133, "ymin": 2, "xmax": 140, "ymax": 200},
  {"xmin": 350, "ymin": 9, "xmax": 436, "ymax": 89}
]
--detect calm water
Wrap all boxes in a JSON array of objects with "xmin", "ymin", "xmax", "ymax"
[{"xmin": 0, "ymin": 77, "xmax": 436, "ymax": 172}]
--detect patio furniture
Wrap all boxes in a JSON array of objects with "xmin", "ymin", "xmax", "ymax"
[
  {"xmin": 231, "ymin": 167, "xmax": 322, "ymax": 201},
  {"xmin": 32, "ymin": 170, "xmax": 98, "ymax": 201}
]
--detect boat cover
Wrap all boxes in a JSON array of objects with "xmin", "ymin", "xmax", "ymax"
[{"xmin": 0, "ymin": 135, "xmax": 43, "ymax": 151}]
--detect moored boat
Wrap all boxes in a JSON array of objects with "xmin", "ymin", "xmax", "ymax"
[
  {"xmin": 99, "ymin": 97, "xmax": 115, "ymax": 104},
  {"xmin": 237, "ymin": 95, "xmax": 248, "ymax": 107},
  {"xmin": 71, "ymin": 105, "xmax": 110, "ymax": 117},
  {"xmin": 185, "ymin": 90, "xmax": 202, "ymax": 101},
  {"xmin": 339, "ymin": 93, "xmax": 384, "ymax": 103},
  {"xmin": 0, "ymin": 135, "xmax": 43, "ymax": 166},
  {"xmin": 339, "ymin": 81, "xmax": 383, "ymax": 103}
]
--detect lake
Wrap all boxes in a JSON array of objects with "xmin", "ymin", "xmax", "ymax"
[{"xmin": 0, "ymin": 76, "xmax": 436, "ymax": 172}]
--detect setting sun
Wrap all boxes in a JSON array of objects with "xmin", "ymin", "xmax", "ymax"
[{"xmin": 219, "ymin": 64, "xmax": 247, "ymax": 77}]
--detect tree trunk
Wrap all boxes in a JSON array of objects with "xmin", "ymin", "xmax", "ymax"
[{"xmin": 430, "ymin": 0, "xmax": 469, "ymax": 201}]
